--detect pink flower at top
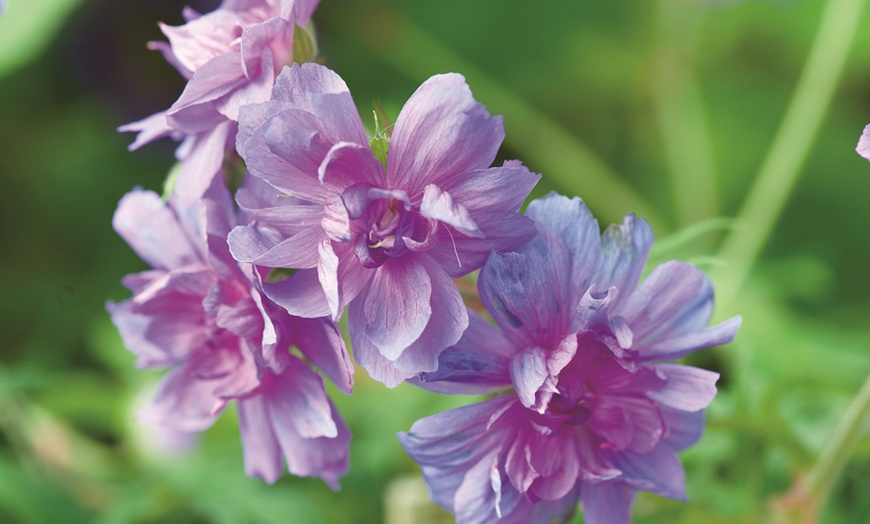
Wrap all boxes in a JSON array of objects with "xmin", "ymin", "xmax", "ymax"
[
  {"xmin": 120, "ymin": 0, "xmax": 320, "ymax": 202},
  {"xmin": 398, "ymin": 193, "xmax": 742, "ymax": 523},
  {"xmin": 107, "ymin": 176, "xmax": 352, "ymax": 486},
  {"xmin": 229, "ymin": 63, "xmax": 540, "ymax": 387}
]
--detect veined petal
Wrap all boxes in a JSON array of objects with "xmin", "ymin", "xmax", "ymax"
[
  {"xmin": 439, "ymin": 161, "xmax": 540, "ymax": 214},
  {"xmin": 228, "ymin": 224, "xmax": 324, "ymax": 268},
  {"xmin": 118, "ymin": 111, "xmax": 175, "ymax": 151},
  {"xmin": 318, "ymin": 141, "xmax": 385, "ymax": 188},
  {"xmin": 527, "ymin": 192, "xmax": 602, "ymax": 299},
  {"xmin": 608, "ymin": 445, "xmax": 687, "ymax": 501},
  {"xmin": 388, "ymin": 73, "xmax": 504, "ymax": 194},
  {"xmin": 479, "ymin": 227, "xmax": 572, "ymax": 349},
  {"xmin": 175, "ymin": 122, "xmax": 235, "ymax": 203},
  {"xmin": 237, "ymin": 391, "xmax": 284, "ymax": 484},
  {"xmin": 362, "ymin": 257, "xmax": 433, "ymax": 361}
]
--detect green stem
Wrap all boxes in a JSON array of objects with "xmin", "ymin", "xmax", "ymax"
[
  {"xmin": 712, "ymin": 0, "xmax": 865, "ymax": 311},
  {"xmin": 652, "ymin": 0, "xmax": 719, "ymax": 228},
  {"xmin": 806, "ymin": 372, "xmax": 870, "ymax": 513},
  {"xmin": 368, "ymin": 14, "xmax": 668, "ymax": 232}
]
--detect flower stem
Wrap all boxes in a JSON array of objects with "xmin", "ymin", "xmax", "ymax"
[
  {"xmin": 712, "ymin": 0, "xmax": 865, "ymax": 312},
  {"xmin": 652, "ymin": 0, "xmax": 719, "ymax": 228},
  {"xmin": 806, "ymin": 372, "xmax": 870, "ymax": 513}
]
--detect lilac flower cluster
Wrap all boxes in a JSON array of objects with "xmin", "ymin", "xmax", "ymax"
[{"xmin": 110, "ymin": 1, "xmax": 739, "ymax": 521}]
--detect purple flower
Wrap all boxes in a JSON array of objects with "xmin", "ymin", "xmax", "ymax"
[
  {"xmin": 107, "ymin": 177, "xmax": 352, "ymax": 486},
  {"xmin": 398, "ymin": 193, "xmax": 741, "ymax": 523},
  {"xmin": 120, "ymin": 0, "xmax": 320, "ymax": 202},
  {"xmin": 229, "ymin": 63, "xmax": 540, "ymax": 387}
]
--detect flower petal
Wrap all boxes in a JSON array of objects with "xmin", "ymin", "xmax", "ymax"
[
  {"xmin": 362, "ymin": 257, "xmax": 433, "ymax": 361},
  {"xmin": 647, "ymin": 364, "xmax": 719, "ymax": 412},
  {"xmin": 593, "ymin": 213, "xmax": 654, "ymax": 299},
  {"xmin": 388, "ymin": 73, "xmax": 504, "ymax": 195},
  {"xmin": 580, "ymin": 480, "xmax": 634, "ymax": 524},
  {"xmin": 420, "ymin": 184, "xmax": 484, "ymax": 238}
]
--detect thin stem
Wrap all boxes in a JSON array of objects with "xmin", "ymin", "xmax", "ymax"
[
  {"xmin": 712, "ymin": 0, "xmax": 865, "ymax": 312},
  {"xmin": 806, "ymin": 372, "xmax": 870, "ymax": 513},
  {"xmin": 368, "ymin": 14, "xmax": 668, "ymax": 233},
  {"xmin": 652, "ymin": 0, "xmax": 719, "ymax": 228}
]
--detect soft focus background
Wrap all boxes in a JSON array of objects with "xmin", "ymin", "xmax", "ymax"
[{"xmin": 1, "ymin": 0, "xmax": 869, "ymax": 522}]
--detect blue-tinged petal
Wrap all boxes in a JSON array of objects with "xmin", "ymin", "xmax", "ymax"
[
  {"xmin": 388, "ymin": 73, "xmax": 505, "ymax": 195},
  {"xmin": 107, "ymin": 299, "xmax": 208, "ymax": 368},
  {"xmin": 348, "ymin": 303, "xmax": 415, "ymax": 387},
  {"xmin": 616, "ymin": 261, "xmax": 713, "ymax": 344},
  {"xmin": 647, "ymin": 364, "xmax": 719, "ymax": 412},
  {"xmin": 398, "ymin": 395, "xmax": 516, "ymax": 512},
  {"xmin": 639, "ymin": 316, "xmax": 741, "ymax": 361},
  {"xmin": 167, "ymin": 52, "xmax": 246, "ymax": 131},
  {"xmin": 478, "ymin": 227, "xmax": 572, "ymax": 349},
  {"xmin": 362, "ymin": 257, "xmax": 433, "ymax": 361},
  {"xmin": 580, "ymin": 480, "xmax": 634, "ymax": 524},
  {"xmin": 118, "ymin": 111, "xmax": 175, "ymax": 151},
  {"xmin": 412, "ymin": 309, "xmax": 512, "ymax": 395},
  {"xmin": 607, "ymin": 444, "xmax": 687, "ymax": 501},
  {"xmin": 661, "ymin": 407, "xmax": 705, "ymax": 451},
  {"xmin": 527, "ymin": 193, "xmax": 602, "ymax": 298},
  {"xmin": 510, "ymin": 346, "xmax": 550, "ymax": 412},
  {"xmin": 593, "ymin": 213, "xmax": 654, "ymax": 299},
  {"xmin": 420, "ymin": 184, "xmax": 484, "ymax": 238},
  {"xmin": 454, "ymin": 450, "xmax": 503, "ymax": 523}
]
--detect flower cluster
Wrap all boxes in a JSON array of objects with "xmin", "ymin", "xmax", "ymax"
[{"xmin": 111, "ymin": 1, "xmax": 739, "ymax": 521}]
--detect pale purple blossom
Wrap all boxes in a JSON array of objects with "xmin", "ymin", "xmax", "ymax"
[
  {"xmin": 107, "ymin": 177, "xmax": 351, "ymax": 486},
  {"xmin": 398, "ymin": 193, "xmax": 741, "ymax": 523},
  {"xmin": 120, "ymin": 0, "xmax": 320, "ymax": 202},
  {"xmin": 229, "ymin": 63, "xmax": 540, "ymax": 387}
]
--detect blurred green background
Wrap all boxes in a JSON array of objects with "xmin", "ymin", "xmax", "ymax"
[{"xmin": 1, "ymin": 0, "xmax": 869, "ymax": 522}]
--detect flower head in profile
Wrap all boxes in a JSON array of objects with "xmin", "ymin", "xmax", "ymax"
[
  {"xmin": 120, "ymin": 0, "xmax": 320, "ymax": 201},
  {"xmin": 398, "ymin": 193, "xmax": 741, "ymax": 523},
  {"xmin": 107, "ymin": 177, "xmax": 352, "ymax": 486},
  {"xmin": 229, "ymin": 63, "xmax": 540, "ymax": 386}
]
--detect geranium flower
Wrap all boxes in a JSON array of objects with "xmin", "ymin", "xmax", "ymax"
[
  {"xmin": 120, "ymin": 0, "xmax": 320, "ymax": 201},
  {"xmin": 229, "ymin": 63, "xmax": 540, "ymax": 386},
  {"xmin": 398, "ymin": 193, "xmax": 741, "ymax": 523},
  {"xmin": 107, "ymin": 177, "xmax": 352, "ymax": 486}
]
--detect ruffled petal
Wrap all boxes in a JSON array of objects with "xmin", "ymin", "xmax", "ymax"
[
  {"xmin": 388, "ymin": 73, "xmax": 505, "ymax": 195},
  {"xmin": 420, "ymin": 184, "xmax": 483, "ymax": 238},
  {"xmin": 263, "ymin": 268, "xmax": 332, "ymax": 318}
]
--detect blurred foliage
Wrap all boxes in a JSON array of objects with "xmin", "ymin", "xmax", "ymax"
[{"xmin": 1, "ymin": 0, "xmax": 869, "ymax": 522}]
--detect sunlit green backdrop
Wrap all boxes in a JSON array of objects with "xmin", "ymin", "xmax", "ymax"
[{"xmin": 1, "ymin": 0, "xmax": 869, "ymax": 522}]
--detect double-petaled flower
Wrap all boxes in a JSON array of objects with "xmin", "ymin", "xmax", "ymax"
[
  {"xmin": 399, "ymin": 193, "xmax": 741, "ymax": 523},
  {"xmin": 229, "ymin": 63, "xmax": 540, "ymax": 386},
  {"xmin": 121, "ymin": 0, "xmax": 320, "ymax": 201},
  {"xmin": 107, "ymin": 177, "xmax": 352, "ymax": 486}
]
